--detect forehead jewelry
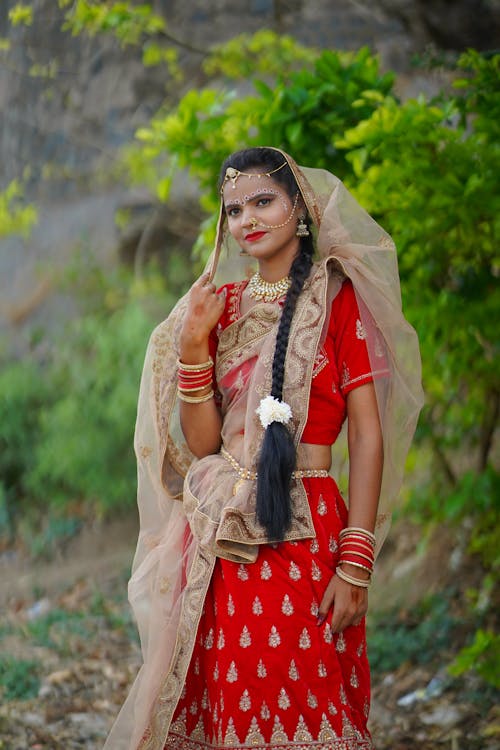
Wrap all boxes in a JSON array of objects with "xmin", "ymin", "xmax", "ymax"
[{"xmin": 222, "ymin": 162, "xmax": 287, "ymax": 191}]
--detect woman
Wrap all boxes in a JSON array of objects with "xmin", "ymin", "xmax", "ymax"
[{"xmin": 103, "ymin": 148, "xmax": 423, "ymax": 750}]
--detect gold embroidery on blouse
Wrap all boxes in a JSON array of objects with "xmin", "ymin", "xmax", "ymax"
[{"xmin": 356, "ymin": 319, "xmax": 367, "ymax": 340}]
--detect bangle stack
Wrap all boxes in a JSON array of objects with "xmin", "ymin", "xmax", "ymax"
[
  {"xmin": 337, "ymin": 526, "xmax": 375, "ymax": 588},
  {"xmin": 177, "ymin": 357, "xmax": 214, "ymax": 404}
]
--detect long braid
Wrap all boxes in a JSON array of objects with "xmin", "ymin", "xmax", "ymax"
[
  {"xmin": 219, "ymin": 147, "xmax": 314, "ymax": 541},
  {"xmin": 256, "ymin": 234, "xmax": 314, "ymax": 540}
]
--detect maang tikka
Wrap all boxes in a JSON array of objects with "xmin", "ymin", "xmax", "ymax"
[{"xmin": 222, "ymin": 163, "xmax": 288, "ymax": 191}]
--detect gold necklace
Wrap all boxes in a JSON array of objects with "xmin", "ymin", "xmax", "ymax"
[{"xmin": 247, "ymin": 272, "xmax": 291, "ymax": 302}]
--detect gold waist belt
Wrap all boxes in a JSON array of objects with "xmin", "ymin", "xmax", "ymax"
[{"xmin": 221, "ymin": 446, "xmax": 329, "ymax": 481}]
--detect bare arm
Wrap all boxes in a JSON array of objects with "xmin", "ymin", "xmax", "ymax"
[
  {"xmin": 319, "ymin": 382, "xmax": 383, "ymax": 631},
  {"xmin": 345, "ymin": 381, "xmax": 383, "ymax": 534},
  {"xmin": 178, "ymin": 274, "xmax": 225, "ymax": 457}
]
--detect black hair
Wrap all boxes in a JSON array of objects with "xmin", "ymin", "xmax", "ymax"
[{"xmin": 219, "ymin": 148, "xmax": 314, "ymax": 541}]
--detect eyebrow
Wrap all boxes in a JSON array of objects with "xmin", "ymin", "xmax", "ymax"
[{"xmin": 224, "ymin": 191, "xmax": 277, "ymax": 210}]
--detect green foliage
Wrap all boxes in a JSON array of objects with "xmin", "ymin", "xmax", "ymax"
[
  {"xmin": 8, "ymin": 3, "xmax": 33, "ymax": 27},
  {"xmin": 0, "ymin": 180, "xmax": 38, "ymax": 238},
  {"xmin": 0, "ymin": 360, "xmax": 55, "ymax": 534},
  {"xmin": 335, "ymin": 55, "xmax": 499, "ymax": 680},
  {"xmin": 142, "ymin": 42, "xmax": 181, "ymax": 79},
  {"xmin": 368, "ymin": 592, "xmax": 460, "ymax": 673},
  {"xmin": 19, "ymin": 513, "xmax": 83, "ymax": 560},
  {"xmin": 335, "ymin": 52, "xmax": 499, "ymax": 488},
  {"xmin": 26, "ymin": 302, "xmax": 150, "ymax": 510},
  {"xmin": 453, "ymin": 50, "xmax": 500, "ymax": 139},
  {"xmin": 61, "ymin": 0, "xmax": 165, "ymax": 45},
  {"xmin": 1, "ymin": 256, "xmax": 188, "ymax": 525},
  {"xmin": 25, "ymin": 607, "xmax": 91, "ymax": 651},
  {"xmin": 204, "ymin": 30, "xmax": 317, "ymax": 78},
  {"xmin": 0, "ymin": 656, "xmax": 40, "ymax": 700},
  {"xmin": 449, "ymin": 629, "xmax": 500, "ymax": 689},
  {"xmin": 59, "ymin": 0, "xmax": 181, "ymax": 77},
  {"xmin": 132, "ymin": 46, "xmax": 394, "ymax": 221}
]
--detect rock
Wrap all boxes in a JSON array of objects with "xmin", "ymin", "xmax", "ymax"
[
  {"xmin": 46, "ymin": 669, "xmax": 73, "ymax": 685},
  {"xmin": 67, "ymin": 712, "xmax": 109, "ymax": 737},
  {"xmin": 420, "ymin": 704, "xmax": 464, "ymax": 728},
  {"xmin": 26, "ymin": 598, "xmax": 51, "ymax": 621},
  {"xmin": 397, "ymin": 671, "xmax": 448, "ymax": 706},
  {"xmin": 21, "ymin": 711, "xmax": 44, "ymax": 727}
]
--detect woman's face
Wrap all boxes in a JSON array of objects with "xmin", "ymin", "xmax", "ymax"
[{"xmin": 222, "ymin": 171, "xmax": 302, "ymax": 272}]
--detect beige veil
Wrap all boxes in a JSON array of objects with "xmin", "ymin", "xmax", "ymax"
[{"xmin": 102, "ymin": 149, "xmax": 423, "ymax": 750}]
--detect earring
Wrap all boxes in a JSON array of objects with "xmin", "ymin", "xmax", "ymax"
[{"xmin": 296, "ymin": 216, "xmax": 310, "ymax": 237}]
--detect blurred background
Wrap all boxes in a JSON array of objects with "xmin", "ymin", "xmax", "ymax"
[{"xmin": 0, "ymin": 1, "xmax": 498, "ymax": 748}]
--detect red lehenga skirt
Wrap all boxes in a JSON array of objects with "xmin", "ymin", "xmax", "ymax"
[{"xmin": 165, "ymin": 477, "xmax": 373, "ymax": 749}]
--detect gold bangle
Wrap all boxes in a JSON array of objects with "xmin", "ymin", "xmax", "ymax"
[
  {"xmin": 335, "ymin": 566, "xmax": 371, "ymax": 588},
  {"xmin": 339, "ymin": 526, "xmax": 376, "ymax": 544},
  {"xmin": 178, "ymin": 385, "xmax": 213, "ymax": 394},
  {"xmin": 177, "ymin": 357, "xmax": 214, "ymax": 372},
  {"xmin": 339, "ymin": 559, "xmax": 373, "ymax": 575},
  {"xmin": 178, "ymin": 389, "xmax": 214, "ymax": 404}
]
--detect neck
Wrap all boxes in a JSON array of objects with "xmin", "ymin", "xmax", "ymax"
[{"xmin": 257, "ymin": 256, "xmax": 294, "ymax": 282}]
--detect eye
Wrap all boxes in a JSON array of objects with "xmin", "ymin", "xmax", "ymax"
[
  {"xmin": 256, "ymin": 197, "xmax": 272, "ymax": 207},
  {"xmin": 226, "ymin": 206, "xmax": 240, "ymax": 217}
]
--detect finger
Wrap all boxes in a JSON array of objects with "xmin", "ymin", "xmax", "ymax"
[
  {"xmin": 202, "ymin": 279, "xmax": 217, "ymax": 293},
  {"xmin": 330, "ymin": 602, "xmax": 348, "ymax": 633},
  {"xmin": 318, "ymin": 578, "xmax": 336, "ymax": 622},
  {"xmin": 331, "ymin": 612, "xmax": 352, "ymax": 633},
  {"xmin": 332, "ymin": 597, "xmax": 359, "ymax": 632},
  {"xmin": 194, "ymin": 272, "xmax": 210, "ymax": 286}
]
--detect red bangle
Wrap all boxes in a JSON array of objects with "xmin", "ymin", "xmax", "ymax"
[
  {"xmin": 339, "ymin": 541, "xmax": 375, "ymax": 556},
  {"xmin": 178, "ymin": 373, "xmax": 213, "ymax": 390},
  {"xmin": 339, "ymin": 554, "xmax": 374, "ymax": 573}
]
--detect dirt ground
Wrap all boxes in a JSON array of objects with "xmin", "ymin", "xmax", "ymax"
[{"xmin": 1, "ymin": 517, "xmax": 498, "ymax": 750}]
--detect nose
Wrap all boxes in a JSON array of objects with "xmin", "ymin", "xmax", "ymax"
[{"xmin": 242, "ymin": 210, "xmax": 258, "ymax": 230}]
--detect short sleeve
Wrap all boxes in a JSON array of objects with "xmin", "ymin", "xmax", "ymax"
[{"xmin": 331, "ymin": 279, "xmax": 375, "ymax": 395}]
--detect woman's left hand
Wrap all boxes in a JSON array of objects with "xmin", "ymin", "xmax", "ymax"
[{"xmin": 317, "ymin": 568, "xmax": 369, "ymax": 633}]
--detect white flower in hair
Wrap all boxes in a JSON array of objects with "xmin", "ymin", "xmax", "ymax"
[{"xmin": 256, "ymin": 395, "xmax": 293, "ymax": 429}]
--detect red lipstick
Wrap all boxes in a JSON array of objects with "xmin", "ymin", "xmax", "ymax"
[{"xmin": 245, "ymin": 231, "xmax": 267, "ymax": 241}]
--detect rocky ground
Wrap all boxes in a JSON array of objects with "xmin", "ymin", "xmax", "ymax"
[{"xmin": 0, "ymin": 518, "xmax": 498, "ymax": 750}]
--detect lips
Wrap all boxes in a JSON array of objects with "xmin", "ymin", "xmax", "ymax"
[{"xmin": 245, "ymin": 231, "xmax": 267, "ymax": 242}]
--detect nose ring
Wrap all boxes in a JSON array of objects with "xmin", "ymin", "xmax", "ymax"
[{"xmin": 249, "ymin": 218, "xmax": 258, "ymax": 229}]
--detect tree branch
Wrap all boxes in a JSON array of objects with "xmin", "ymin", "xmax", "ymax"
[
  {"xmin": 479, "ymin": 388, "xmax": 499, "ymax": 472},
  {"xmin": 134, "ymin": 206, "xmax": 161, "ymax": 279},
  {"xmin": 427, "ymin": 408, "xmax": 458, "ymax": 486},
  {"xmin": 158, "ymin": 29, "xmax": 208, "ymax": 56}
]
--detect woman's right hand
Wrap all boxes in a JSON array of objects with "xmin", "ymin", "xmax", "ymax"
[{"xmin": 180, "ymin": 273, "xmax": 226, "ymax": 352}]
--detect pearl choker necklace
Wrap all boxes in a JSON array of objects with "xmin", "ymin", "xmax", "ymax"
[{"xmin": 247, "ymin": 272, "xmax": 291, "ymax": 302}]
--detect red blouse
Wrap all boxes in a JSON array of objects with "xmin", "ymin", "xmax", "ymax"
[{"xmin": 210, "ymin": 278, "xmax": 378, "ymax": 447}]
